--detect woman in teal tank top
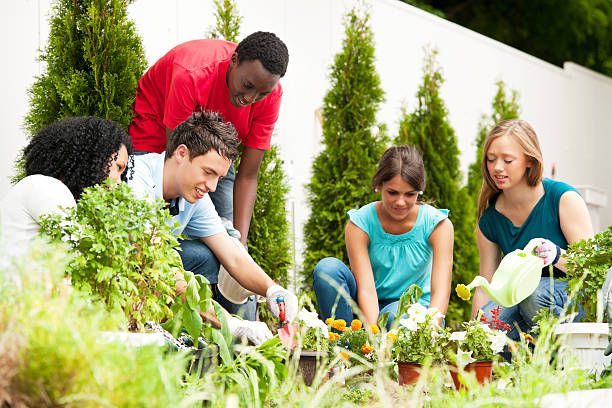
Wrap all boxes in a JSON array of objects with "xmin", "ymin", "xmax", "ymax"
[
  {"xmin": 474, "ymin": 119, "xmax": 594, "ymax": 341},
  {"xmin": 313, "ymin": 145, "xmax": 454, "ymax": 329}
]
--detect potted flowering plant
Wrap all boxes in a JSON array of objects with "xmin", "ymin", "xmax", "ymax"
[
  {"xmin": 392, "ymin": 303, "xmax": 451, "ymax": 385},
  {"xmin": 327, "ymin": 318, "xmax": 381, "ymax": 368},
  {"xmin": 290, "ymin": 309, "xmax": 331, "ymax": 386},
  {"xmin": 448, "ymin": 307, "xmax": 508, "ymax": 389}
]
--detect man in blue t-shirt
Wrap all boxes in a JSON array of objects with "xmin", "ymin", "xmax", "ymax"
[{"xmin": 128, "ymin": 109, "xmax": 297, "ymax": 345}]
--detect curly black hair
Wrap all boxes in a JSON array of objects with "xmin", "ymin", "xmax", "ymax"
[
  {"xmin": 24, "ymin": 116, "xmax": 133, "ymax": 199},
  {"xmin": 235, "ymin": 31, "xmax": 289, "ymax": 77},
  {"xmin": 166, "ymin": 110, "xmax": 239, "ymax": 161}
]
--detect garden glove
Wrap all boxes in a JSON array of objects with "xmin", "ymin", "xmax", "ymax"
[
  {"xmin": 266, "ymin": 284, "xmax": 298, "ymax": 324},
  {"xmin": 227, "ymin": 316, "xmax": 272, "ymax": 345},
  {"xmin": 529, "ymin": 238, "xmax": 561, "ymax": 267}
]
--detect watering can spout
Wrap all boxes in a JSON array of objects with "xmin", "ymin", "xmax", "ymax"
[{"xmin": 467, "ymin": 276, "xmax": 492, "ymax": 293}]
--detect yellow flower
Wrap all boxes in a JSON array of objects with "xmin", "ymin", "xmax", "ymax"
[
  {"xmin": 340, "ymin": 351, "xmax": 349, "ymax": 360},
  {"xmin": 456, "ymin": 284, "xmax": 471, "ymax": 301},
  {"xmin": 386, "ymin": 332, "xmax": 396, "ymax": 342},
  {"xmin": 368, "ymin": 325, "xmax": 379, "ymax": 335},
  {"xmin": 361, "ymin": 344, "xmax": 374, "ymax": 354},
  {"xmin": 325, "ymin": 318, "xmax": 333, "ymax": 326},
  {"xmin": 342, "ymin": 327, "xmax": 350, "ymax": 332},
  {"xmin": 524, "ymin": 333, "xmax": 534, "ymax": 343},
  {"xmin": 332, "ymin": 319, "xmax": 347, "ymax": 331},
  {"xmin": 351, "ymin": 319, "xmax": 363, "ymax": 331},
  {"xmin": 328, "ymin": 333, "xmax": 340, "ymax": 342}
]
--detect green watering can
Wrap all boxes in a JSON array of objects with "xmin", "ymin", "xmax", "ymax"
[{"xmin": 457, "ymin": 239, "xmax": 545, "ymax": 307}]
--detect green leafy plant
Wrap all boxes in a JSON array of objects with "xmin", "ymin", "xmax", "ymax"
[
  {"xmin": 14, "ymin": 0, "xmax": 147, "ymax": 183},
  {"xmin": 563, "ymin": 226, "xmax": 612, "ymax": 321},
  {"xmin": 208, "ymin": 0, "xmax": 242, "ymax": 42},
  {"xmin": 301, "ymin": 5, "xmax": 388, "ymax": 300},
  {"xmin": 394, "ymin": 47, "xmax": 478, "ymax": 327},
  {"xmin": 39, "ymin": 180, "xmax": 181, "ymax": 331}
]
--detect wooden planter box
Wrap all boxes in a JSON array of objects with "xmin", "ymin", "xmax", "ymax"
[{"xmin": 554, "ymin": 323, "xmax": 611, "ymax": 376}]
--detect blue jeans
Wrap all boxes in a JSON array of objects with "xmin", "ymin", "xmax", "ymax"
[
  {"xmin": 481, "ymin": 277, "xmax": 582, "ymax": 341},
  {"xmin": 177, "ymin": 238, "xmax": 256, "ymax": 321},
  {"xmin": 313, "ymin": 257, "xmax": 402, "ymax": 330}
]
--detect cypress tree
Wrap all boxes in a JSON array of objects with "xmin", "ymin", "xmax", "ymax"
[
  {"xmin": 14, "ymin": 0, "xmax": 147, "ymax": 182},
  {"xmin": 394, "ymin": 48, "xmax": 477, "ymax": 325},
  {"xmin": 209, "ymin": 0, "xmax": 292, "ymax": 285},
  {"xmin": 301, "ymin": 8, "xmax": 387, "ymax": 291},
  {"xmin": 466, "ymin": 81, "xmax": 521, "ymax": 201}
]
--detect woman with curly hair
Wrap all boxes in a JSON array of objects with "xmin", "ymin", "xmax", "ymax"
[{"xmin": 1, "ymin": 116, "xmax": 132, "ymax": 256}]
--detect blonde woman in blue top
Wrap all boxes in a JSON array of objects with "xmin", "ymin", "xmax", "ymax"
[
  {"xmin": 473, "ymin": 119, "xmax": 594, "ymax": 340},
  {"xmin": 313, "ymin": 145, "xmax": 454, "ymax": 328}
]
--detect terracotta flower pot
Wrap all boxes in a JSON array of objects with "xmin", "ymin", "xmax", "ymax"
[
  {"xmin": 397, "ymin": 362, "xmax": 422, "ymax": 385},
  {"xmin": 449, "ymin": 360, "xmax": 493, "ymax": 389}
]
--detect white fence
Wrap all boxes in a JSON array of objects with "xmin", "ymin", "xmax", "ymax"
[{"xmin": 3, "ymin": 0, "xmax": 611, "ymax": 271}]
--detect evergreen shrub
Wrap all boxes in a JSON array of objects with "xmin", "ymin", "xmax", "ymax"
[{"xmin": 302, "ymin": 7, "xmax": 387, "ymax": 293}]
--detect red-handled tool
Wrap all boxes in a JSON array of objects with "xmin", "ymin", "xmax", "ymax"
[{"xmin": 276, "ymin": 295, "xmax": 299, "ymax": 349}]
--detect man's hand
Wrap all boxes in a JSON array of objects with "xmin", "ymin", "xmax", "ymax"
[
  {"xmin": 266, "ymin": 285, "xmax": 298, "ymax": 323},
  {"xmin": 227, "ymin": 316, "xmax": 272, "ymax": 345}
]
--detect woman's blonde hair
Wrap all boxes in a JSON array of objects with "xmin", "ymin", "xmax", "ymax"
[{"xmin": 477, "ymin": 119, "xmax": 544, "ymax": 219}]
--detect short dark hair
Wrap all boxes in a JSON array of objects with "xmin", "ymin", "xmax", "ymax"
[
  {"xmin": 24, "ymin": 116, "xmax": 133, "ymax": 199},
  {"xmin": 235, "ymin": 31, "xmax": 289, "ymax": 77},
  {"xmin": 166, "ymin": 110, "xmax": 240, "ymax": 162},
  {"xmin": 371, "ymin": 145, "xmax": 426, "ymax": 193}
]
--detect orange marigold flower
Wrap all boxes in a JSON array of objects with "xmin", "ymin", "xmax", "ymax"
[
  {"xmin": 340, "ymin": 351, "xmax": 349, "ymax": 360},
  {"xmin": 325, "ymin": 318, "xmax": 333, "ymax": 326},
  {"xmin": 508, "ymin": 341, "xmax": 519, "ymax": 353},
  {"xmin": 332, "ymin": 319, "xmax": 347, "ymax": 331},
  {"xmin": 386, "ymin": 333, "xmax": 396, "ymax": 342},
  {"xmin": 328, "ymin": 333, "xmax": 338, "ymax": 342},
  {"xmin": 368, "ymin": 325, "xmax": 379, "ymax": 335},
  {"xmin": 524, "ymin": 334, "xmax": 534, "ymax": 343},
  {"xmin": 361, "ymin": 344, "xmax": 374, "ymax": 354},
  {"xmin": 351, "ymin": 319, "xmax": 363, "ymax": 331}
]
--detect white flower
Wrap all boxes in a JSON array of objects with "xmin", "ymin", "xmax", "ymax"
[
  {"xmin": 488, "ymin": 330, "xmax": 507, "ymax": 354},
  {"xmin": 296, "ymin": 308, "xmax": 328, "ymax": 336},
  {"xmin": 456, "ymin": 348, "xmax": 475, "ymax": 366},
  {"xmin": 399, "ymin": 317, "xmax": 418, "ymax": 331},
  {"xmin": 450, "ymin": 331, "xmax": 466, "ymax": 342},
  {"xmin": 407, "ymin": 303, "xmax": 427, "ymax": 323}
]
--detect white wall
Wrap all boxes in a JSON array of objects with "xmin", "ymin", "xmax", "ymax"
[{"xmin": 3, "ymin": 0, "xmax": 611, "ymax": 270}]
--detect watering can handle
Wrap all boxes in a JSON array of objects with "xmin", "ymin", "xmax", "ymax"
[{"xmin": 524, "ymin": 238, "xmax": 545, "ymax": 255}]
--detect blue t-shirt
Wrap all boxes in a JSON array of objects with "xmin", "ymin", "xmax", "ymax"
[
  {"xmin": 478, "ymin": 178, "xmax": 578, "ymax": 278},
  {"xmin": 127, "ymin": 152, "xmax": 225, "ymax": 239},
  {"xmin": 347, "ymin": 202, "xmax": 449, "ymax": 305}
]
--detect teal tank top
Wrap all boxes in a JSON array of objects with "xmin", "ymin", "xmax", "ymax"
[
  {"xmin": 478, "ymin": 178, "xmax": 579, "ymax": 278},
  {"xmin": 347, "ymin": 202, "xmax": 449, "ymax": 305}
]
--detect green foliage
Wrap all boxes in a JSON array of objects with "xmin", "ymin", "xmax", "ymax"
[
  {"xmin": 394, "ymin": 48, "xmax": 477, "ymax": 326},
  {"xmin": 302, "ymin": 6, "xmax": 387, "ymax": 291},
  {"xmin": 208, "ymin": 0, "xmax": 242, "ymax": 42},
  {"xmin": 562, "ymin": 226, "xmax": 612, "ymax": 321},
  {"xmin": 14, "ymin": 0, "xmax": 147, "ymax": 183},
  {"xmin": 39, "ymin": 180, "xmax": 182, "ymax": 331},
  {"xmin": 401, "ymin": 0, "xmax": 612, "ymax": 78},
  {"xmin": 392, "ymin": 313, "xmax": 451, "ymax": 365},
  {"xmin": 0, "ymin": 242, "xmax": 193, "ymax": 407},
  {"xmin": 466, "ymin": 80, "xmax": 520, "ymax": 201},
  {"xmin": 238, "ymin": 145, "xmax": 293, "ymax": 286}
]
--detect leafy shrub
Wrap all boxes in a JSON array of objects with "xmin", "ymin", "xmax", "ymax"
[{"xmin": 39, "ymin": 181, "xmax": 182, "ymax": 331}]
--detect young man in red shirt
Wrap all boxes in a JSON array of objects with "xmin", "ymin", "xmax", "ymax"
[{"xmin": 130, "ymin": 32, "xmax": 289, "ymax": 320}]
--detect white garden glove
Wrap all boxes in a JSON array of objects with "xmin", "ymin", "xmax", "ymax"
[
  {"xmin": 227, "ymin": 316, "xmax": 272, "ymax": 345},
  {"xmin": 266, "ymin": 284, "xmax": 298, "ymax": 324},
  {"xmin": 528, "ymin": 238, "xmax": 561, "ymax": 267}
]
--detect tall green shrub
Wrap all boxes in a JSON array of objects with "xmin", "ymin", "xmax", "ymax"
[
  {"xmin": 394, "ymin": 48, "xmax": 477, "ymax": 326},
  {"xmin": 208, "ymin": 0, "xmax": 292, "ymax": 285},
  {"xmin": 301, "ymin": 7, "xmax": 387, "ymax": 290},
  {"xmin": 14, "ymin": 0, "xmax": 147, "ymax": 182},
  {"xmin": 466, "ymin": 80, "xmax": 520, "ymax": 201}
]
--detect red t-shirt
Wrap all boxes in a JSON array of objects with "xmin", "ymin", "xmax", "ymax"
[{"xmin": 129, "ymin": 39, "xmax": 282, "ymax": 153}]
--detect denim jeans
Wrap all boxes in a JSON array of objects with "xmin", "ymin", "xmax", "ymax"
[
  {"xmin": 313, "ymin": 257, "xmax": 403, "ymax": 330},
  {"xmin": 481, "ymin": 277, "xmax": 582, "ymax": 341},
  {"xmin": 208, "ymin": 164, "xmax": 235, "ymax": 222},
  {"xmin": 177, "ymin": 238, "xmax": 256, "ymax": 321}
]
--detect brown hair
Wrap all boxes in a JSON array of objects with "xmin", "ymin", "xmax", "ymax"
[
  {"xmin": 372, "ymin": 145, "xmax": 426, "ymax": 194},
  {"xmin": 477, "ymin": 119, "xmax": 544, "ymax": 219},
  {"xmin": 166, "ymin": 109, "xmax": 240, "ymax": 161}
]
